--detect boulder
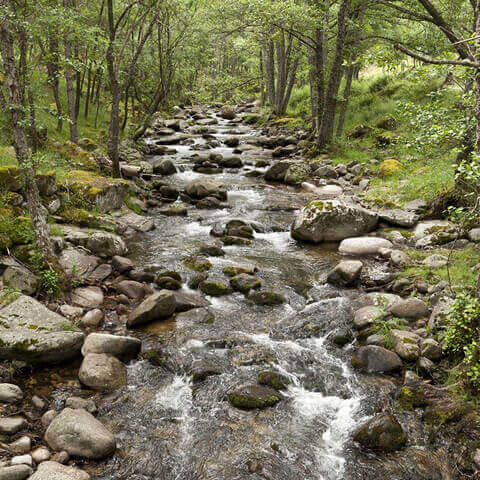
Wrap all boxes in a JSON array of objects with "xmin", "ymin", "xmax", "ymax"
[
  {"xmin": 230, "ymin": 274, "xmax": 261, "ymax": 294},
  {"xmin": 185, "ymin": 178, "xmax": 227, "ymax": 201},
  {"xmin": 327, "ymin": 260, "xmax": 363, "ymax": 287},
  {"xmin": 65, "ymin": 170, "xmax": 128, "ymax": 213},
  {"xmin": 284, "ymin": 163, "xmax": 310, "ymax": 185},
  {"xmin": 1, "ymin": 259, "xmax": 38, "ymax": 295},
  {"xmin": 420, "ymin": 338, "xmax": 442, "ymax": 361},
  {"xmin": 291, "ymin": 200, "xmax": 378, "ymax": 243},
  {"xmin": 71, "ymin": 287, "xmax": 104, "ymax": 308},
  {"xmin": 116, "ymin": 280, "xmax": 145, "ymax": 300},
  {"xmin": 258, "ymin": 371, "xmax": 290, "ymax": 390},
  {"xmin": 357, "ymin": 292, "xmax": 401, "ymax": 309},
  {"xmin": 390, "ymin": 330, "xmax": 421, "ymax": 361},
  {"xmin": 249, "ymin": 290, "xmax": 285, "ymax": 306},
  {"xmin": 86, "ymin": 232, "xmax": 127, "ymax": 258},
  {"xmin": 0, "ymin": 383, "xmax": 23, "ymax": 404},
  {"xmin": 65, "ymin": 397, "xmax": 97, "ymax": 414},
  {"xmin": 78, "ymin": 353, "xmax": 127, "ymax": 392},
  {"xmin": 27, "ymin": 461, "xmax": 90, "ymax": 480},
  {"xmin": 352, "ymin": 346, "xmax": 402, "ymax": 373},
  {"xmin": 389, "ymin": 298, "xmax": 429, "ymax": 319},
  {"xmin": 176, "ymin": 307, "xmax": 214, "ymax": 324},
  {"xmin": 378, "ymin": 209, "xmax": 419, "ymax": 228},
  {"xmin": 338, "ymin": 237, "xmax": 392, "ymax": 256},
  {"xmin": 152, "ymin": 158, "xmax": 176, "ymax": 175},
  {"xmin": 112, "ymin": 256, "xmax": 133, "ymax": 273},
  {"xmin": 422, "ymin": 254, "xmax": 448, "ymax": 269},
  {"xmin": 199, "ymin": 278, "xmax": 232, "ymax": 296},
  {"xmin": 59, "ymin": 248, "xmax": 100, "ymax": 277},
  {"xmin": 353, "ymin": 306, "xmax": 384, "ymax": 330},
  {"xmin": 353, "ymin": 413, "xmax": 407, "ymax": 452},
  {"xmin": 228, "ymin": 385, "xmax": 281, "ymax": 409},
  {"xmin": 127, "ymin": 290, "xmax": 176, "ymax": 327},
  {"xmin": 0, "ymin": 295, "xmax": 84, "ymax": 364},
  {"xmin": 0, "ymin": 465, "xmax": 32, "ymax": 480},
  {"xmin": 80, "ymin": 309, "xmax": 103, "ymax": 328},
  {"xmin": 45, "ymin": 408, "xmax": 116, "ymax": 459},
  {"xmin": 172, "ymin": 291, "xmax": 210, "ymax": 312},
  {"xmin": 117, "ymin": 211, "xmax": 155, "ymax": 233},
  {"xmin": 264, "ymin": 161, "xmax": 292, "ymax": 182},
  {"xmin": 81, "ymin": 333, "xmax": 141, "ymax": 361}
]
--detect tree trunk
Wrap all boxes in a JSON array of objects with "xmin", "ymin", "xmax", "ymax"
[
  {"xmin": 46, "ymin": 35, "xmax": 63, "ymax": 131},
  {"xmin": 106, "ymin": 0, "xmax": 121, "ymax": 178},
  {"xmin": 475, "ymin": 1, "xmax": 480, "ymax": 154},
  {"xmin": 264, "ymin": 40, "xmax": 276, "ymax": 108},
  {"xmin": 63, "ymin": 0, "xmax": 78, "ymax": 143},
  {"xmin": 318, "ymin": 0, "xmax": 351, "ymax": 147},
  {"xmin": 0, "ymin": 6, "xmax": 63, "ymax": 277}
]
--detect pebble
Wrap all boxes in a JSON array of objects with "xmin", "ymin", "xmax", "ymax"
[
  {"xmin": 8, "ymin": 437, "xmax": 31, "ymax": 454},
  {"xmin": 31, "ymin": 447, "xmax": 51, "ymax": 463},
  {"xmin": 31, "ymin": 395, "xmax": 46, "ymax": 410},
  {"xmin": 0, "ymin": 417, "xmax": 26, "ymax": 435},
  {"xmin": 10, "ymin": 455, "xmax": 32, "ymax": 467},
  {"xmin": 0, "ymin": 465, "xmax": 32, "ymax": 480},
  {"xmin": 0, "ymin": 384, "xmax": 23, "ymax": 404},
  {"xmin": 41, "ymin": 410, "xmax": 57, "ymax": 428}
]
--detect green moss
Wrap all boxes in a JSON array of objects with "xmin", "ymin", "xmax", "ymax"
[
  {"xmin": 0, "ymin": 165, "xmax": 21, "ymax": 192},
  {"xmin": 184, "ymin": 256, "xmax": 212, "ymax": 272},
  {"xmin": 228, "ymin": 392, "xmax": 280, "ymax": 409},
  {"xmin": 258, "ymin": 371, "xmax": 289, "ymax": 390},
  {"xmin": 222, "ymin": 266, "xmax": 256, "ymax": 277},
  {"xmin": 395, "ymin": 386, "xmax": 426, "ymax": 411}
]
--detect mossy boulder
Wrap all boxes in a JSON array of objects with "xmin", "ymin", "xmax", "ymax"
[
  {"xmin": 78, "ymin": 137, "xmax": 98, "ymax": 152},
  {"xmin": 258, "ymin": 371, "xmax": 290, "ymax": 390},
  {"xmin": 65, "ymin": 170, "xmax": 129, "ymax": 212},
  {"xmin": 156, "ymin": 276, "xmax": 182, "ymax": 290},
  {"xmin": 395, "ymin": 386, "xmax": 426, "ymax": 412},
  {"xmin": 249, "ymin": 290, "xmax": 285, "ymax": 306},
  {"xmin": 188, "ymin": 273, "xmax": 208, "ymax": 289},
  {"xmin": 36, "ymin": 171, "xmax": 57, "ymax": 197},
  {"xmin": 230, "ymin": 273, "xmax": 261, "ymax": 294},
  {"xmin": 377, "ymin": 132, "xmax": 399, "ymax": 146},
  {"xmin": 184, "ymin": 256, "xmax": 212, "ymax": 272},
  {"xmin": 199, "ymin": 278, "xmax": 232, "ymax": 296},
  {"xmin": 378, "ymin": 158, "xmax": 402, "ymax": 177},
  {"xmin": 223, "ymin": 266, "xmax": 257, "ymax": 277},
  {"xmin": 347, "ymin": 124, "xmax": 371, "ymax": 139},
  {"xmin": 0, "ymin": 165, "xmax": 21, "ymax": 192},
  {"xmin": 221, "ymin": 236, "xmax": 252, "ymax": 246},
  {"xmin": 284, "ymin": 163, "xmax": 310, "ymax": 186},
  {"xmin": 228, "ymin": 384, "xmax": 281, "ymax": 409},
  {"xmin": 353, "ymin": 413, "xmax": 407, "ymax": 452}
]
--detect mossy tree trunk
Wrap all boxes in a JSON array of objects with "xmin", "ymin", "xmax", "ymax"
[{"xmin": 0, "ymin": 2, "xmax": 65, "ymax": 279}]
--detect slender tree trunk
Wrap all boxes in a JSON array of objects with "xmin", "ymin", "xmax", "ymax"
[
  {"xmin": 275, "ymin": 32, "xmax": 287, "ymax": 114},
  {"xmin": 475, "ymin": 1, "xmax": 480, "ymax": 154},
  {"xmin": 264, "ymin": 40, "xmax": 276, "ymax": 108},
  {"xmin": 63, "ymin": 0, "xmax": 78, "ymax": 143},
  {"xmin": 46, "ymin": 35, "xmax": 63, "ymax": 131},
  {"xmin": 337, "ymin": 0, "xmax": 367, "ymax": 138},
  {"xmin": 84, "ymin": 63, "xmax": 92, "ymax": 118},
  {"xmin": 0, "ymin": 6, "xmax": 63, "ymax": 276},
  {"xmin": 318, "ymin": 0, "xmax": 351, "ymax": 147},
  {"xmin": 106, "ymin": 0, "xmax": 121, "ymax": 177}
]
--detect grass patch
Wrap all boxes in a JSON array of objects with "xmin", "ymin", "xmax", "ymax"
[{"xmin": 399, "ymin": 246, "xmax": 480, "ymax": 291}]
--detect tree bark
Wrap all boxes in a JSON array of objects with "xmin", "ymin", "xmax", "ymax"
[
  {"xmin": 63, "ymin": 0, "xmax": 78, "ymax": 143},
  {"xmin": 317, "ymin": 0, "xmax": 351, "ymax": 147},
  {"xmin": 0, "ymin": 4, "xmax": 63, "ymax": 277}
]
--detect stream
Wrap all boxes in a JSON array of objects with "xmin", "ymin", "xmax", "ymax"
[{"xmin": 95, "ymin": 109, "xmax": 399, "ymax": 480}]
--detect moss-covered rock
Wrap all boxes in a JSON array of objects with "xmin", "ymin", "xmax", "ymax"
[
  {"xmin": 199, "ymin": 278, "xmax": 232, "ymax": 296},
  {"xmin": 353, "ymin": 413, "xmax": 407, "ymax": 452},
  {"xmin": 378, "ymin": 158, "xmax": 402, "ymax": 177},
  {"xmin": 228, "ymin": 384, "xmax": 281, "ymax": 409},
  {"xmin": 188, "ymin": 273, "xmax": 208, "ymax": 289},
  {"xmin": 156, "ymin": 276, "xmax": 182, "ymax": 290},
  {"xmin": 0, "ymin": 165, "xmax": 21, "ymax": 192},
  {"xmin": 258, "ymin": 371, "xmax": 290, "ymax": 390},
  {"xmin": 65, "ymin": 170, "xmax": 129, "ymax": 212},
  {"xmin": 377, "ymin": 132, "xmax": 400, "ymax": 146},
  {"xmin": 230, "ymin": 273, "xmax": 261, "ymax": 294},
  {"xmin": 220, "ymin": 236, "xmax": 251, "ymax": 246},
  {"xmin": 184, "ymin": 256, "xmax": 212, "ymax": 272},
  {"xmin": 78, "ymin": 138, "xmax": 98, "ymax": 152},
  {"xmin": 284, "ymin": 163, "xmax": 310, "ymax": 186},
  {"xmin": 249, "ymin": 290, "xmax": 285, "ymax": 306}
]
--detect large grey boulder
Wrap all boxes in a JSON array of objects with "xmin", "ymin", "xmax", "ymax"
[
  {"xmin": 264, "ymin": 161, "xmax": 292, "ymax": 182},
  {"xmin": 338, "ymin": 237, "xmax": 392, "ymax": 256},
  {"xmin": 127, "ymin": 290, "xmax": 176, "ymax": 327},
  {"xmin": 353, "ymin": 306, "xmax": 384, "ymax": 330},
  {"xmin": 78, "ymin": 353, "xmax": 127, "ymax": 392},
  {"xmin": 81, "ymin": 333, "xmax": 141, "ymax": 361},
  {"xmin": 291, "ymin": 200, "xmax": 378, "ymax": 243},
  {"xmin": 378, "ymin": 209, "xmax": 419, "ymax": 228},
  {"xmin": 0, "ymin": 257, "xmax": 38, "ymax": 295},
  {"xmin": 86, "ymin": 232, "xmax": 127, "ymax": 258},
  {"xmin": 389, "ymin": 297, "xmax": 429, "ymax": 319},
  {"xmin": 352, "ymin": 346, "xmax": 402, "ymax": 373},
  {"xmin": 0, "ymin": 296, "xmax": 84, "ymax": 364},
  {"xmin": 45, "ymin": 408, "xmax": 116, "ymax": 459},
  {"xmin": 59, "ymin": 248, "xmax": 100, "ymax": 277},
  {"xmin": 28, "ymin": 461, "xmax": 90, "ymax": 480},
  {"xmin": 117, "ymin": 211, "xmax": 155, "ymax": 232},
  {"xmin": 185, "ymin": 178, "xmax": 227, "ymax": 201}
]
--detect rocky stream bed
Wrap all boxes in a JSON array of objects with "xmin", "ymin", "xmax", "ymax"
[{"xmin": 0, "ymin": 105, "xmax": 479, "ymax": 480}]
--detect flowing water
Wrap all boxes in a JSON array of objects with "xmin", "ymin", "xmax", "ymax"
[{"xmin": 96, "ymin": 109, "xmax": 400, "ymax": 480}]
